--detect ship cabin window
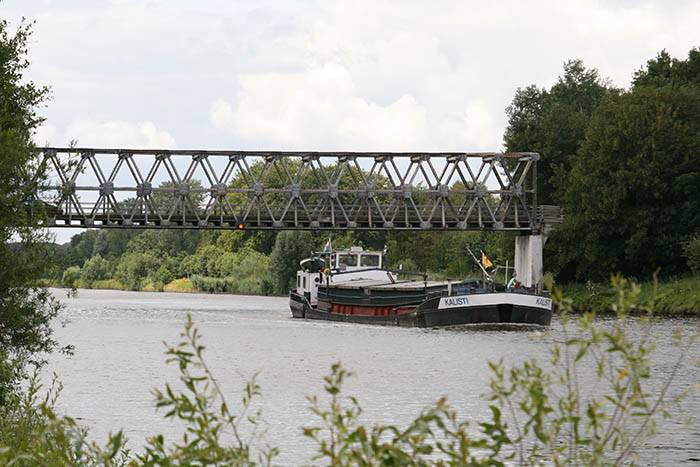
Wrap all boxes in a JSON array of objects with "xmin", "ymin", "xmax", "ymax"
[
  {"xmin": 337, "ymin": 254, "xmax": 358, "ymax": 269},
  {"xmin": 297, "ymin": 276, "xmax": 301, "ymax": 288},
  {"xmin": 360, "ymin": 254, "xmax": 380, "ymax": 267},
  {"xmin": 302, "ymin": 276, "xmax": 307, "ymax": 289}
]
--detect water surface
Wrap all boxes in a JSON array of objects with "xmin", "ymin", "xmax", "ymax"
[{"xmin": 46, "ymin": 289, "xmax": 699, "ymax": 465}]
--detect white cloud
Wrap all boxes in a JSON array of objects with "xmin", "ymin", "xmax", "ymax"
[
  {"xmin": 210, "ymin": 63, "xmax": 429, "ymax": 151},
  {"xmin": 4, "ymin": 0, "xmax": 700, "ymax": 153},
  {"xmin": 209, "ymin": 99, "xmax": 236, "ymax": 131},
  {"xmin": 35, "ymin": 120, "xmax": 177, "ymax": 148},
  {"xmin": 439, "ymin": 102, "xmax": 502, "ymax": 152},
  {"xmin": 33, "ymin": 123, "xmax": 59, "ymax": 147}
]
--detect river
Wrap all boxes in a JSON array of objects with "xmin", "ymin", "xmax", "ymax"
[{"xmin": 46, "ymin": 288, "xmax": 699, "ymax": 465}]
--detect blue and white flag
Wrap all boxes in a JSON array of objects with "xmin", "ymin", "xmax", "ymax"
[{"xmin": 322, "ymin": 237, "xmax": 332, "ymax": 254}]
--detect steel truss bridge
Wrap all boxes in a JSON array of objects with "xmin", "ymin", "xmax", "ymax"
[{"xmin": 30, "ymin": 147, "xmax": 560, "ymax": 232}]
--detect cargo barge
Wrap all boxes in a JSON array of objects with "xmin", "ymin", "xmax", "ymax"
[{"xmin": 289, "ymin": 247, "xmax": 553, "ymax": 327}]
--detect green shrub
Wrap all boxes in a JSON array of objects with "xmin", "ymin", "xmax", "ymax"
[
  {"xmin": 235, "ymin": 249, "xmax": 271, "ymax": 294},
  {"xmin": 683, "ymin": 234, "xmax": 700, "ymax": 274},
  {"xmin": 163, "ymin": 278, "xmax": 196, "ymax": 293},
  {"xmin": 141, "ymin": 281, "xmax": 164, "ymax": 292},
  {"xmin": 214, "ymin": 251, "xmax": 239, "ymax": 277},
  {"xmin": 181, "ymin": 253, "xmax": 207, "ymax": 276},
  {"xmin": 61, "ymin": 266, "xmax": 81, "ymax": 288},
  {"xmin": 269, "ymin": 231, "xmax": 315, "ymax": 294},
  {"xmin": 115, "ymin": 252, "xmax": 160, "ymax": 290},
  {"xmin": 80, "ymin": 254, "xmax": 110, "ymax": 286},
  {"xmin": 193, "ymin": 244, "xmax": 227, "ymax": 277},
  {"xmin": 90, "ymin": 279, "xmax": 125, "ymax": 290},
  {"xmin": 151, "ymin": 264, "xmax": 174, "ymax": 286},
  {"xmin": 189, "ymin": 275, "xmax": 231, "ymax": 294},
  {"xmin": 389, "ymin": 257, "xmax": 418, "ymax": 273},
  {"xmin": 0, "ymin": 374, "xmax": 128, "ymax": 465}
]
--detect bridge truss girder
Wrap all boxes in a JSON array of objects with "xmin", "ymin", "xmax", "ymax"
[{"xmin": 31, "ymin": 148, "xmax": 542, "ymax": 232}]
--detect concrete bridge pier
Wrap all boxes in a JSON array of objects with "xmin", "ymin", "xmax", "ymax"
[{"xmin": 514, "ymin": 234, "xmax": 544, "ymax": 290}]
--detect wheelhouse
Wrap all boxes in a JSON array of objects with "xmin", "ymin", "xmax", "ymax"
[{"xmin": 332, "ymin": 246, "xmax": 383, "ymax": 271}]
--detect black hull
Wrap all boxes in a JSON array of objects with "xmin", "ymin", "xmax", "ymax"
[
  {"xmin": 290, "ymin": 291, "xmax": 307, "ymax": 319},
  {"xmin": 289, "ymin": 292, "xmax": 552, "ymax": 328}
]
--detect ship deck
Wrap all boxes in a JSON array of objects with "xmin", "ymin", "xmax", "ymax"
[{"xmin": 323, "ymin": 278, "xmax": 453, "ymax": 291}]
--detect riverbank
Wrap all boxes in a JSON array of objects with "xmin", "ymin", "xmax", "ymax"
[
  {"xmin": 562, "ymin": 275, "xmax": 700, "ymax": 316},
  {"xmin": 63, "ymin": 277, "xmax": 281, "ymax": 297}
]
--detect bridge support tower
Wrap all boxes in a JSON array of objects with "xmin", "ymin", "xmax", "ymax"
[{"xmin": 514, "ymin": 234, "xmax": 544, "ymax": 290}]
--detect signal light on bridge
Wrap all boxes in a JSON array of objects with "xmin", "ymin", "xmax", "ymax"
[{"xmin": 237, "ymin": 223, "xmax": 245, "ymax": 230}]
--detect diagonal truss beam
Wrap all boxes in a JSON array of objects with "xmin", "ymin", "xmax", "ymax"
[{"xmin": 31, "ymin": 148, "xmax": 541, "ymax": 231}]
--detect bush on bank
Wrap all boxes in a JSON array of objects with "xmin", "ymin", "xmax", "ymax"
[
  {"xmin": 61, "ymin": 266, "xmax": 81, "ymax": 288},
  {"xmin": 90, "ymin": 279, "xmax": 126, "ymax": 291},
  {"xmin": 562, "ymin": 275, "xmax": 700, "ymax": 315},
  {"xmin": 684, "ymin": 234, "xmax": 700, "ymax": 274},
  {"xmin": 0, "ymin": 278, "xmax": 697, "ymax": 465},
  {"xmin": 163, "ymin": 278, "xmax": 196, "ymax": 293}
]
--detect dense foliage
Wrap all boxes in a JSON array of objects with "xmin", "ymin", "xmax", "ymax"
[
  {"xmin": 51, "ymin": 227, "xmax": 514, "ymax": 296},
  {"xmin": 504, "ymin": 59, "xmax": 616, "ymax": 206},
  {"xmin": 684, "ymin": 234, "xmax": 700, "ymax": 274},
  {"xmin": 505, "ymin": 50, "xmax": 700, "ymax": 281},
  {"xmin": 0, "ymin": 280, "xmax": 696, "ymax": 465},
  {"xmin": 0, "ymin": 18, "xmax": 63, "ymax": 406}
]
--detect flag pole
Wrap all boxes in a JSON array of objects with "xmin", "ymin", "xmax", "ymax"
[{"xmin": 466, "ymin": 246, "xmax": 492, "ymax": 282}]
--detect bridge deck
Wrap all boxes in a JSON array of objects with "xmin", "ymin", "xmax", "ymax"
[{"xmin": 30, "ymin": 147, "xmax": 552, "ymax": 232}]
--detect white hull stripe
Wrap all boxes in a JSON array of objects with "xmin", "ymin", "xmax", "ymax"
[{"xmin": 438, "ymin": 293, "xmax": 553, "ymax": 311}]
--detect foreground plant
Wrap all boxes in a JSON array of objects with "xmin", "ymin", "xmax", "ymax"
[
  {"xmin": 304, "ymin": 363, "xmax": 511, "ymax": 466},
  {"xmin": 486, "ymin": 275, "xmax": 698, "ymax": 465},
  {"xmin": 304, "ymin": 275, "xmax": 698, "ymax": 466},
  {"xmin": 137, "ymin": 315, "xmax": 278, "ymax": 466},
  {"xmin": 0, "ymin": 373, "xmax": 128, "ymax": 466}
]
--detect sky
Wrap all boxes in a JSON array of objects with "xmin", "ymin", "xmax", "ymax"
[{"xmin": 3, "ymin": 0, "xmax": 699, "ymax": 243}]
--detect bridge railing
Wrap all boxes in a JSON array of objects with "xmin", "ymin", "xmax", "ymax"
[{"xmin": 30, "ymin": 148, "xmax": 542, "ymax": 231}]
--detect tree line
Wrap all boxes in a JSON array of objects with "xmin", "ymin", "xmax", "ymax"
[
  {"xmin": 505, "ymin": 53, "xmax": 700, "ymax": 281},
  {"xmin": 52, "ymin": 227, "xmax": 513, "ymax": 295}
]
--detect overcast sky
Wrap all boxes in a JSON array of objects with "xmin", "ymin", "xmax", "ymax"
[{"xmin": 4, "ymin": 0, "xmax": 699, "ymax": 242}]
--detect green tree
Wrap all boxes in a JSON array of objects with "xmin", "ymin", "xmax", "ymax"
[
  {"xmin": 557, "ymin": 83, "xmax": 700, "ymax": 280},
  {"xmin": 124, "ymin": 229, "xmax": 199, "ymax": 257},
  {"xmin": 91, "ymin": 229, "xmax": 136, "ymax": 259},
  {"xmin": 61, "ymin": 266, "xmax": 81, "ymax": 288},
  {"xmin": 115, "ymin": 252, "xmax": 161, "ymax": 290},
  {"xmin": 683, "ymin": 234, "xmax": 700, "ymax": 274},
  {"xmin": 504, "ymin": 59, "xmax": 615, "ymax": 205},
  {"xmin": 80, "ymin": 254, "xmax": 111, "ymax": 286},
  {"xmin": 0, "ymin": 18, "xmax": 61, "ymax": 406},
  {"xmin": 633, "ymin": 48, "xmax": 700, "ymax": 88},
  {"xmin": 269, "ymin": 231, "xmax": 315, "ymax": 294},
  {"xmin": 64, "ymin": 229, "xmax": 99, "ymax": 266}
]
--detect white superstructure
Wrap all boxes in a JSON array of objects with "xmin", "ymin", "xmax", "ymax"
[{"xmin": 295, "ymin": 246, "xmax": 397, "ymax": 305}]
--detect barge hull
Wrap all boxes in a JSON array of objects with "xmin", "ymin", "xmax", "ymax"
[{"xmin": 290, "ymin": 292, "xmax": 552, "ymax": 327}]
